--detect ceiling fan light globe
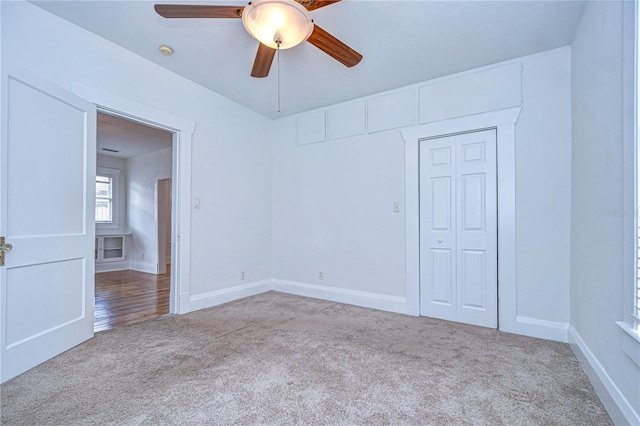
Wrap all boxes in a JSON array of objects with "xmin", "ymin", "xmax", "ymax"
[{"xmin": 242, "ymin": 0, "xmax": 314, "ymax": 49}]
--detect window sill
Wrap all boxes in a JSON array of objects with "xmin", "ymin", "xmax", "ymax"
[{"xmin": 616, "ymin": 321, "xmax": 640, "ymax": 368}]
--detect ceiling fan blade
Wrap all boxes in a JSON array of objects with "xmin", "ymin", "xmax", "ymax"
[
  {"xmin": 306, "ymin": 25, "xmax": 362, "ymax": 68},
  {"xmin": 251, "ymin": 43, "xmax": 276, "ymax": 78},
  {"xmin": 304, "ymin": 0, "xmax": 341, "ymax": 11},
  {"xmin": 154, "ymin": 4, "xmax": 243, "ymax": 18}
]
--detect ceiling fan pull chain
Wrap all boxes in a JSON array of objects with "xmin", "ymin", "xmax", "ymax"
[{"xmin": 277, "ymin": 40, "xmax": 281, "ymax": 113}]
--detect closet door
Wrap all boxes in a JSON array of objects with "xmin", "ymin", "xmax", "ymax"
[
  {"xmin": 419, "ymin": 129, "xmax": 497, "ymax": 328},
  {"xmin": 419, "ymin": 135, "xmax": 458, "ymax": 322}
]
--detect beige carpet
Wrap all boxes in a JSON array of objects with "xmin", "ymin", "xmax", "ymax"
[{"xmin": 1, "ymin": 292, "xmax": 610, "ymax": 425}]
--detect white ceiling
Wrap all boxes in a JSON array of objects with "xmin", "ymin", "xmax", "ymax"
[
  {"xmin": 97, "ymin": 112, "xmax": 172, "ymax": 158},
  {"xmin": 31, "ymin": 0, "xmax": 586, "ymax": 119}
]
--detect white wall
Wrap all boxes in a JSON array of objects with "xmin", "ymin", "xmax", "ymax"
[
  {"xmin": 1, "ymin": 1, "xmax": 273, "ymax": 303},
  {"xmin": 272, "ymin": 47, "xmax": 572, "ymax": 333},
  {"xmin": 515, "ymin": 48, "xmax": 572, "ymax": 323},
  {"xmin": 96, "ymin": 154, "xmax": 127, "ymax": 235},
  {"xmin": 126, "ymin": 148, "xmax": 171, "ymax": 273},
  {"xmin": 570, "ymin": 1, "xmax": 640, "ymax": 423},
  {"xmin": 272, "ymin": 124, "xmax": 406, "ymax": 295}
]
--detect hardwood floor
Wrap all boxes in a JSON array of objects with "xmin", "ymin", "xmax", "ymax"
[{"xmin": 95, "ymin": 268, "xmax": 170, "ymax": 332}]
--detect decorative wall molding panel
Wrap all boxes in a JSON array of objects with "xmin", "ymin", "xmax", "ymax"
[
  {"xmin": 367, "ymin": 89, "xmax": 416, "ymax": 134},
  {"xmin": 419, "ymin": 63, "xmax": 522, "ymax": 124},
  {"xmin": 326, "ymin": 100, "xmax": 366, "ymax": 140},
  {"xmin": 294, "ymin": 63, "xmax": 522, "ymax": 146},
  {"xmin": 295, "ymin": 110, "xmax": 326, "ymax": 145}
]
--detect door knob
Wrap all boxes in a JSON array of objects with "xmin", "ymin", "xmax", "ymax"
[
  {"xmin": 0, "ymin": 237, "xmax": 11, "ymax": 267},
  {"xmin": 437, "ymin": 239, "xmax": 443, "ymax": 243}
]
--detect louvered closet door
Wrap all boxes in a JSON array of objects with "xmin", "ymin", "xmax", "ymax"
[{"xmin": 419, "ymin": 129, "xmax": 497, "ymax": 328}]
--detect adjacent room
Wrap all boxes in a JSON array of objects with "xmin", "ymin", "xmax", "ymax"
[
  {"xmin": 0, "ymin": 0, "xmax": 639, "ymax": 424},
  {"xmin": 94, "ymin": 112, "xmax": 174, "ymax": 331}
]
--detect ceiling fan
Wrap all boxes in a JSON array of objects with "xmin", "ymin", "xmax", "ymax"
[{"xmin": 154, "ymin": 0, "xmax": 363, "ymax": 78}]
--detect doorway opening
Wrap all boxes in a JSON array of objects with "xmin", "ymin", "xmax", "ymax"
[
  {"xmin": 71, "ymin": 80, "xmax": 195, "ymax": 319},
  {"xmin": 94, "ymin": 112, "xmax": 174, "ymax": 332}
]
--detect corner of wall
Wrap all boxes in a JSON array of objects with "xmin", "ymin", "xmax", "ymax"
[
  {"xmin": 568, "ymin": 326, "xmax": 639, "ymax": 425},
  {"xmin": 569, "ymin": 1, "xmax": 640, "ymax": 423}
]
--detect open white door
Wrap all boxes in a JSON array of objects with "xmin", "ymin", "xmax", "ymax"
[{"xmin": 0, "ymin": 65, "xmax": 96, "ymax": 382}]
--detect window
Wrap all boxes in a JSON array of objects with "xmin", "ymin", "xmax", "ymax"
[
  {"xmin": 95, "ymin": 174, "xmax": 113, "ymax": 223},
  {"xmin": 95, "ymin": 166, "xmax": 120, "ymax": 227},
  {"xmin": 635, "ymin": 2, "xmax": 640, "ymax": 331},
  {"xmin": 635, "ymin": 268, "xmax": 640, "ymax": 327},
  {"xmin": 636, "ymin": 176, "xmax": 640, "ymax": 327},
  {"xmin": 635, "ymin": 132, "xmax": 640, "ymax": 328}
]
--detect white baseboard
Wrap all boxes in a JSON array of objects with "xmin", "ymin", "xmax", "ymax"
[
  {"xmin": 95, "ymin": 260, "xmax": 129, "ymax": 273},
  {"xmin": 178, "ymin": 292, "xmax": 190, "ymax": 314},
  {"xmin": 568, "ymin": 325, "xmax": 639, "ymax": 426},
  {"xmin": 188, "ymin": 279, "xmax": 406, "ymax": 317},
  {"xmin": 129, "ymin": 260, "xmax": 156, "ymax": 274},
  {"xmin": 271, "ymin": 279, "xmax": 407, "ymax": 314},
  {"xmin": 515, "ymin": 316, "xmax": 569, "ymax": 342},
  {"xmin": 188, "ymin": 280, "xmax": 271, "ymax": 312}
]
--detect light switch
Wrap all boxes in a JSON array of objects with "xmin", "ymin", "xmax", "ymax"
[
  {"xmin": 194, "ymin": 198, "xmax": 201, "ymax": 209},
  {"xmin": 393, "ymin": 202, "xmax": 400, "ymax": 213}
]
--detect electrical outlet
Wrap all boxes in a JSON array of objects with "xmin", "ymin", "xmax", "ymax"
[
  {"xmin": 240, "ymin": 271, "xmax": 246, "ymax": 280},
  {"xmin": 318, "ymin": 271, "xmax": 324, "ymax": 280}
]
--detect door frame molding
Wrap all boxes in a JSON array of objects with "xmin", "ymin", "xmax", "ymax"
[
  {"xmin": 401, "ymin": 107, "xmax": 521, "ymax": 333},
  {"xmin": 156, "ymin": 177, "xmax": 172, "ymax": 276},
  {"xmin": 71, "ymin": 81, "xmax": 195, "ymax": 315}
]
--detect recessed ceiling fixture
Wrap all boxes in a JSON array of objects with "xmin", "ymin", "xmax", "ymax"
[
  {"xmin": 159, "ymin": 44, "xmax": 174, "ymax": 56},
  {"xmin": 241, "ymin": 0, "xmax": 313, "ymax": 50}
]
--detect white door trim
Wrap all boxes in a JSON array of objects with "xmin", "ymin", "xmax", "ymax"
[
  {"xmin": 156, "ymin": 178, "xmax": 172, "ymax": 276},
  {"xmin": 401, "ymin": 107, "xmax": 521, "ymax": 334},
  {"xmin": 70, "ymin": 82, "xmax": 195, "ymax": 315}
]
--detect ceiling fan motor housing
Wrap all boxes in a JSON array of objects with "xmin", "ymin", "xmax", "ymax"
[{"xmin": 242, "ymin": 0, "xmax": 314, "ymax": 49}]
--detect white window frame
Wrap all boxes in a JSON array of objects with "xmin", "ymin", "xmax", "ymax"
[
  {"xmin": 617, "ymin": 0, "xmax": 640, "ymax": 368},
  {"xmin": 635, "ymin": 0, "xmax": 640, "ymax": 334},
  {"xmin": 96, "ymin": 166, "xmax": 120, "ymax": 230}
]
